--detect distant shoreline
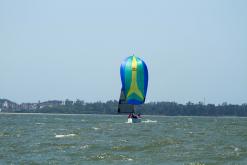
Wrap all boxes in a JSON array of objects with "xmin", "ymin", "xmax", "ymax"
[
  {"xmin": 1, "ymin": 112, "xmax": 247, "ymax": 118},
  {"xmin": 1, "ymin": 99, "xmax": 247, "ymax": 117}
]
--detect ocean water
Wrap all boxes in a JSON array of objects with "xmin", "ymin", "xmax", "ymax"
[{"xmin": 0, "ymin": 114, "xmax": 247, "ymax": 165}]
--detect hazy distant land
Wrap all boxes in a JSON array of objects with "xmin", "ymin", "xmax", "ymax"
[{"xmin": 0, "ymin": 99, "xmax": 247, "ymax": 116}]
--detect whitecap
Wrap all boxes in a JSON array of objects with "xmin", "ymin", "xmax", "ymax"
[
  {"xmin": 92, "ymin": 127, "xmax": 100, "ymax": 130},
  {"xmin": 119, "ymin": 155, "xmax": 133, "ymax": 161},
  {"xmin": 120, "ymin": 139, "xmax": 128, "ymax": 143},
  {"xmin": 142, "ymin": 119, "xmax": 157, "ymax": 123},
  {"xmin": 187, "ymin": 162, "xmax": 205, "ymax": 165},
  {"xmin": 35, "ymin": 123, "xmax": 45, "ymax": 125},
  {"xmin": 55, "ymin": 134, "xmax": 76, "ymax": 138},
  {"xmin": 80, "ymin": 145, "xmax": 89, "ymax": 149}
]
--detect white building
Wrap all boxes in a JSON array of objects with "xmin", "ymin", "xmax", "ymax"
[{"xmin": 3, "ymin": 101, "xmax": 8, "ymax": 108}]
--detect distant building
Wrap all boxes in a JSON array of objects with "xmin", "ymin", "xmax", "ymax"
[
  {"xmin": 20, "ymin": 103, "xmax": 38, "ymax": 111},
  {"xmin": 39, "ymin": 100, "xmax": 63, "ymax": 109},
  {"xmin": 3, "ymin": 101, "xmax": 8, "ymax": 108},
  {"xmin": 0, "ymin": 100, "xmax": 19, "ymax": 111}
]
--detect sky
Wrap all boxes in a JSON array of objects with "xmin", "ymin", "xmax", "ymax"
[{"xmin": 0, "ymin": 0, "xmax": 247, "ymax": 104}]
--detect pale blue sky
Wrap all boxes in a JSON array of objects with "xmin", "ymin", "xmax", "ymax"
[{"xmin": 0, "ymin": 0, "xmax": 246, "ymax": 104}]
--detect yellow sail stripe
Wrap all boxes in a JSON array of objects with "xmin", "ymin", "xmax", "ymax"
[{"xmin": 126, "ymin": 56, "xmax": 144, "ymax": 100}]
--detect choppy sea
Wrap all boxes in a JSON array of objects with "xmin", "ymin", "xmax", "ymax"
[{"xmin": 1, "ymin": 113, "xmax": 247, "ymax": 165}]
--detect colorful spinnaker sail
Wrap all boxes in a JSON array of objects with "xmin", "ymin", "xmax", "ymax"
[{"xmin": 120, "ymin": 55, "xmax": 148, "ymax": 105}]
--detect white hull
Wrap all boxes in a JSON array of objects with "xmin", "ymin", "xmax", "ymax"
[{"xmin": 127, "ymin": 117, "xmax": 141, "ymax": 123}]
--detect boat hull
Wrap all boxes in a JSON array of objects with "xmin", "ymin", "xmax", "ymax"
[{"xmin": 127, "ymin": 117, "xmax": 141, "ymax": 123}]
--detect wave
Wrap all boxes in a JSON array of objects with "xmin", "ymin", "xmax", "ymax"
[
  {"xmin": 80, "ymin": 144, "xmax": 89, "ymax": 149},
  {"xmin": 87, "ymin": 152, "xmax": 133, "ymax": 161},
  {"xmin": 124, "ymin": 119, "xmax": 157, "ymax": 124},
  {"xmin": 185, "ymin": 162, "xmax": 206, "ymax": 165},
  {"xmin": 55, "ymin": 134, "xmax": 76, "ymax": 138},
  {"xmin": 35, "ymin": 123, "xmax": 45, "ymax": 125},
  {"xmin": 119, "ymin": 139, "xmax": 128, "ymax": 143},
  {"xmin": 142, "ymin": 119, "xmax": 157, "ymax": 123}
]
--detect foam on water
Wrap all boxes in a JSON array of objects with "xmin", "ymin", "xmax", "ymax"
[
  {"xmin": 80, "ymin": 145, "xmax": 89, "ymax": 149},
  {"xmin": 125, "ymin": 119, "xmax": 157, "ymax": 123},
  {"xmin": 119, "ymin": 139, "xmax": 128, "ymax": 143},
  {"xmin": 55, "ymin": 134, "xmax": 76, "ymax": 138},
  {"xmin": 142, "ymin": 119, "xmax": 157, "ymax": 123},
  {"xmin": 186, "ymin": 163, "xmax": 206, "ymax": 165},
  {"xmin": 35, "ymin": 123, "xmax": 45, "ymax": 125}
]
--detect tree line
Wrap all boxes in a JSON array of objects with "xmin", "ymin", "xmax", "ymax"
[{"xmin": 14, "ymin": 100, "xmax": 247, "ymax": 116}]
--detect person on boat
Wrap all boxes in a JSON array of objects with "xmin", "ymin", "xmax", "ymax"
[
  {"xmin": 137, "ymin": 113, "xmax": 142, "ymax": 118},
  {"xmin": 132, "ymin": 113, "xmax": 137, "ymax": 119},
  {"xmin": 128, "ymin": 113, "xmax": 132, "ymax": 118}
]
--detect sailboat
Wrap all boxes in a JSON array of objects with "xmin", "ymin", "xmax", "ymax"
[
  {"xmin": 118, "ymin": 89, "xmax": 141, "ymax": 123},
  {"xmin": 118, "ymin": 55, "xmax": 148, "ymax": 123}
]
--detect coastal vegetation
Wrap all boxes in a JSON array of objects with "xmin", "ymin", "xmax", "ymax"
[{"xmin": 1, "ymin": 99, "xmax": 247, "ymax": 116}]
